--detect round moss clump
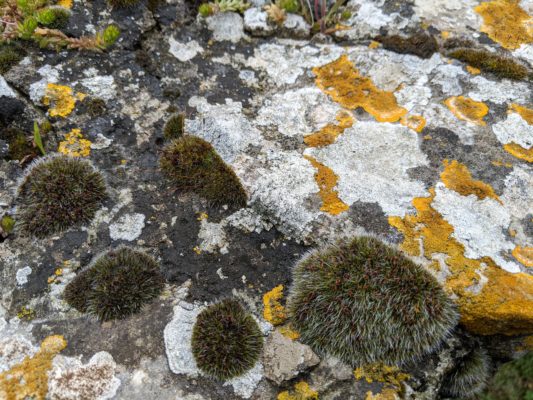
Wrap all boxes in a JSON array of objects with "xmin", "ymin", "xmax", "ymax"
[
  {"xmin": 286, "ymin": 236, "xmax": 458, "ymax": 367},
  {"xmin": 163, "ymin": 113, "xmax": 185, "ymax": 140},
  {"xmin": 479, "ymin": 352, "xmax": 533, "ymax": 400},
  {"xmin": 192, "ymin": 299, "xmax": 263, "ymax": 380},
  {"xmin": 160, "ymin": 136, "xmax": 247, "ymax": 208},
  {"xmin": 63, "ymin": 247, "xmax": 165, "ymax": 321},
  {"xmin": 441, "ymin": 346, "xmax": 491, "ymax": 398},
  {"xmin": 16, "ymin": 155, "xmax": 107, "ymax": 237}
]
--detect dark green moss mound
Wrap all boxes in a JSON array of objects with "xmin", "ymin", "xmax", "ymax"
[
  {"xmin": 287, "ymin": 236, "xmax": 458, "ymax": 367},
  {"xmin": 160, "ymin": 136, "xmax": 247, "ymax": 208},
  {"xmin": 16, "ymin": 155, "xmax": 107, "ymax": 237},
  {"xmin": 447, "ymin": 49, "xmax": 529, "ymax": 81},
  {"xmin": 63, "ymin": 247, "xmax": 165, "ymax": 321},
  {"xmin": 0, "ymin": 44, "xmax": 24, "ymax": 74},
  {"xmin": 375, "ymin": 32, "xmax": 438, "ymax": 59},
  {"xmin": 192, "ymin": 299, "xmax": 263, "ymax": 380},
  {"xmin": 84, "ymin": 97, "xmax": 107, "ymax": 117},
  {"xmin": 108, "ymin": 0, "xmax": 141, "ymax": 8},
  {"xmin": 440, "ymin": 346, "xmax": 490, "ymax": 398},
  {"xmin": 479, "ymin": 352, "xmax": 533, "ymax": 400},
  {"xmin": 163, "ymin": 114, "xmax": 185, "ymax": 140}
]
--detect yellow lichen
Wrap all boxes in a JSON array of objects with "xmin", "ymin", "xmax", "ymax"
[
  {"xmin": 509, "ymin": 103, "xmax": 533, "ymax": 124},
  {"xmin": 400, "ymin": 114, "xmax": 426, "ymax": 133},
  {"xmin": 444, "ymin": 96, "xmax": 489, "ymax": 126},
  {"xmin": 278, "ymin": 324, "xmax": 300, "ymax": 340},
  {"xmin": 0, "ymin": 335, "xmax": 67, "ymax": 400},
  {"xmin": 388, "ymin": 161, "xmax": 533, "ymax": 336},
  {"xmin": 354, "ymin": 363, "xmax": 410, "ymax": 387},
  {"xmin": 441, "ymin": 31, "xmax": 450, "ymax": 39},
  {"xmin": 56, "ymin": 0, "xmax": 72, "ymax": 8},
  {"xmin": 491, "ymin": 160, "xmax": 513, "ymax": 168},
  {"xmin": 277, "ymin": 381, "xmax": 319, "ymax": 400},
  {"xmin": 192, "ymin": 246, "xmax": 201, "ymax": 255},
  {"xmin": 474, "ymin": 0, "xmax": 533, "ymax": 50},
  {"xmin": 197, "ymin": 212, "xmax": 209, "ymax": 221},
  {"xmin": 57, "ymin": 129, "xmax": 91, "ymax": 157},
  {"xmin": 466, "ymin": 65, "xmax": 481, "ymax": 75},
  {"xmin": 304, "ymin": 155, "xmax": 349, "ymax": 215},
  {"xmin": 303, "ymin": 110, "xmax": 354, "ymax": 147},
  {"xmin": 42, "ymin": 84, "xmax": 84, "ymax": 118},
  {"xmin": 365, "ymin": 389, "xmax": 401, "ymax": 400},
  {"xmin": 313, "ymin": 55, "xmax": 407, "ymax": 123},
  {"xmin": 513, "ymin": 246, "xmax": 533, "ymax": 267},
  {"xmin": 263, "ymin": 285, "xmax": 286, "ymax": 325},
  {"xmin": 369, "ymin": 41, "xmax": 381, "ymax": 49},
  {"xmin": 17, "ymin": 306, "xmax": 35, "ymax": 321},
  {"xmin": 504, "ymin": 142, "xmax": 533, "ymax": 162}
]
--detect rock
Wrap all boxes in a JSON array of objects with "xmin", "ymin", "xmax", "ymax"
[
  {"xmin": 282, "ymin": 14, "xmax": 311, "ymax": 38},
  {"xmin": 206, "ymin": 12, "xmax": 245, "ymax": 43},
  {"xmin": 262, "ymin": 330, "xmax": 320, "ymax": 384},
  {"xmin": 244, "ymin": 8, "xmax": 275, "ymax": 37}
]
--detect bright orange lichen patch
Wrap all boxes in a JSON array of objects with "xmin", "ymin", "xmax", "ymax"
[
  {"xmin": 504, "ymin": 142, "xmax": 533, "ymax": 162},
  {"xmin": 354, "ymin": 363, "xmax": 410, "ymax": 387},
  {"xmin": 365, "ymin": 388, "xmax": 401, "ymax": 400},
  {"xmin": 263, "ymin": 285, "xmax": 287, "ymax": 325},
  {"xmin": 440, "ymin": 160, "xmax": 501, "ymax": 202},
  {"xmin": 278, "ymin": 324, "xmax": 300, "ymax": 340},
  {"xmin": 466, "ymin": 65, "xmax": 481, "ymax": 75},
  {"xmin": 510, "ymin": 103, "xmax": 533, "ymax": 124},
  {"xmin": 444, "ymin": 96, "xmax": 489, "ymax": 126},
  {"xmin": 400, "ymin": 114, "xmax": 426, "ymax": 133},
  {"xmin": 313, "ymin": 55, "xmax": 407, "ymax": 123},
  {"xmin": 56, "ymin": 0, "xmax": 72, "ymax": 8},
  {"xmin": 304, "ymin": 155, "xmax": 349, "ymax": 215},
  {"xmin": 278, "ymin": 381, "xmax": 318, "ymax": 400},
  {"xmin": 369, "ymin": 40, "xmax": 380, "ymax": 49},
  {"xmin": 474, "ymin": 0, "xmax": 533, "ymax": 50},
  {"xmin": 441, "ymin": 31, "xmax": 450, "ymax": 39},
  {"xmin": 0, "ymin": 335, "xmax": 67, "ymax": 400},
  {"xmin": 57, "ymin": 128, "xmax": 91, "ymax": 157},
  {"xmin": 304, "ymin": 110, "xmax": 354, "ymax": 147},
  {"xmin": 513, "ymin": 246, "xmax": 533, "ymax": 267},
  {"xmin": 388, "ymin": 164, "xmax": 533, "ymax": 335},
  {"xmin": 42, "ymin": 84, "xmax": 85, "ymax": 118}
]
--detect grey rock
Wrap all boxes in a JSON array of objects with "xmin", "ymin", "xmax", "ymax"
[{"xmin": 244, "ymin": 8, "xmax": 275, "ymax": 37}]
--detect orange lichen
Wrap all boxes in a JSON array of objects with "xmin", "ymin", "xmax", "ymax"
[
  {"xmin": 354, "ymin": 363, "xmax": 410, "ymax": 387},
  {"xmin": 57, "ymin": 129, "xmax": 91, "ymax": 157},
  {"xmin": 304, "ymin": 155, "xmax": 349, "ymax": 215},
  {"xmin": 513, "ymin": 246, "xmax": 533, "ymax": 267},
  {"xmin": 504, "ymin": 143, "xmax": 533, "ymax": 162},
  {"xmin": 278, "ymin": 324, "xmax": 300, "ymax": 340},
  {"xmin": 440, "ymin": 160, "xmax": 501, "ymax": 202},
  {"xmin": 263, "ymin": 285, "xmax": 287, "ymax": 325},
  {"xmin": 0, "ymin": 335, "xmax": 67, "ymax": 400},
  {"xmin": 509, "ymin": 103, "xmax": 533, "ymax": 124},
  {"xmin": 56, "ymin": 0, "xmax": 72, "ymax": 7},
  {"xmin": 304, "ymin": 110, "xmax": 354, "ymax": 147},
  {"xmin": 441, "ymin": 31, "xmax": 450, "ymax": 39},
  {"xmin": 278, "ymin": 381, "xmax": 318, "ymax": 400},
  {"xmin": 369, "ymin": 40, "xmax": 380, "ymax": 49},
  {"xmin": 466, "ymin": 65, "xmax": 481, "ymax": 75},
  {"xmin": 491, "ymin": 160, "xmax": 513, "ymax": 168},
  {"xmin": 313, "ymin": 55, "xmax": 407, "ymax": 123},
  {"xmin": 365, "ymin": 389, "xmax": 400, "ymax": 400},
  {"xmin": 400, "ymin": 114, "xmax": 426, "ymax": 133},
  {"xmin": 444, "ymin": 96, "xmax": 489, "ymax": 126},
  {"xmin": 474, "ymin": 0, "xmax": 533, "ymax": 50},
  {"xmin": 42, "ymin": 84, "xmax": 84, "ymax": 118}
]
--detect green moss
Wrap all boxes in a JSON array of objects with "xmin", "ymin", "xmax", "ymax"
[
  {"xmin": 63, "ymin": 247, "xmax": 165, "ymax": 321},
  {"xmin": 160, "ymin": 136, "xmax": 247, "ymax": 208},
  {"xmin": 440, "ymin": 346, "xmax": 490, "ymax": 398},
  {"xmin": 0, "ymin": 44, "xmax": 24, "ymax": 74},
  {"xmin": 3, "ymin": 127, "xmax": 40, "ymax": 162},
  {"xmin": 278, "ymin": 0, "xmax": 298, "ymax": 13},
  {"xmin": 286, "ymin": 236, "xmax": 458, "ymax": 367},
  {"xmin": 479, "ymin": 352, "xmax": 533, "ymax": 400},
  {"xmin": 192, "ymin": 299, "xmax": 263, "ymax": 380},
  {"xmin": 198, "ymin": 3, "xmax": 214, "ymax": 17},
  {"xmin": 84, "ymin": 97, "xmax": 107, "ymax": 117},
  {"xmin": 375, "ymin": 32, "xmax": 438, "ymax": 59},
  {"xmin": 36, "ymin": 6, "xmax": 71, "ymax": 29},
  {"xmin": 16, "ymin": 155, "xmax": 107, "ymax": 237},
  {"xmin": 163, "ymin": 114, "xmax": 185, "ymax": 140},
  {"xmin": 447, "ymin": 48, "xmax": 529, "ymax": 81},
  {"xmin": 108, "ymin": 0, "xmax": 141, "ymax": 8},
  {"xmin": 0, "ymin": 215, "xmax": 15, "ymax": 235}
]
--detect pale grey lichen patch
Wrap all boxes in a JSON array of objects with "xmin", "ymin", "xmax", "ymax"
[
  {"xmin": 0, "ymin": 325, "xmax": 36, "ymax": 372},
  {"xmin": 28, "ymin": 64, "xmax": 60, "ymax": 103},
  {"xmin": 90, "ymin": 133, "xmax": 113, "ymax": 150},
  {"xmin": 513, "ymin": 44, "xmax": 533, "ymax": 68},
  {"xmin": 0, "ymin": 76, "xmax": 16, "ymax": 98},
  {"xmin": 80, "ymin": 68, "xmax": 116, "ymax": 101},
  {"xmin": 168, "ymin": 37, "xmax": 204, "ymax": 62},
  {"xmin": 223, "ymin": 361, "xmax": 263, "ymax": 398},
  {"xmin": 492, "ymin": 112, "xmax": 533, "ymax": 149},
  {"xmin": 109, "ymin": 213, "xmax": 145, "ymax": 242},
  {"xmin": 432, "ymin": 183, "xmax": 521, "ymax": 273},
  {"xmin": 468, "ymin": 75, "xmax": 530, "ymax": 104},
  {"xmin": 282, "ymin": 14, "xmax": 310, "ymax": 37},
  {"xmin": 197, "ymin": 219, "xmax": 229, "ymax": 254},
  {"xmin": 15, "ymin": 266, "xmax": 32, "ymax": 286},
  {"xmin": 501, "ymin": 165, "xmax": 533, "ymax": 220},
  {"xmin": 243, "ymin": 8, "xmax": 274, "ymax": 36},
  {"xmin": 206, "ymin": 12, "xmax": 245, "ymax": 43},
  {"xmin": 413, "ymin": 0, "xmax": 480, "ymax": 32},
  {"xmin": 431, "ymin": 63, "xmax": 468, "ymax": 96},
  {"xmin": 423, "ymin": 103, "xmax": 482, "ymax": 145},
  {"xmin": 225, "ymin": 208, "xmax": 273, "ymax": 234}
]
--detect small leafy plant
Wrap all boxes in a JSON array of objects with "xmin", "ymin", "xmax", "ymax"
[{"xmin": 198, "ymin": 0, "xmax": 249, "ymax": 17}]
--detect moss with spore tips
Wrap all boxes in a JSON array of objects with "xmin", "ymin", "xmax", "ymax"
[
  {"xmin": 16, "ymin": 155, "xmax": 107, "ymax": 237},
  {"xmin": 191, "ymin": 299, "xmax": 263, "ymax": 380},
  {"xmin": 163, "ymin": 113, "xmax": 185, "ymax": 140},
  {"xmin": 63, "ymin": 247, "xmax": 165, "ymax": 321},
  {"xmin": 375, "ymin": 32, "xmax": 438, "ymax": 59},
  {"xmin": 0, "ymin": 44, "xmax": 24, "ymax": 74},
  {"xmin": 160, "ymin": 136, "xmax": 247, "ymax": 208},
  {"xmin": 479, "ymin": 352, "xmax": 533, "ymax": 400},
  {"xmin": 286, "ymin": 236, "xmax": 458, "ymax": 367},
  {"xmin": 447, "ymin": 48, "xmax": 530, "ymax": 81}
]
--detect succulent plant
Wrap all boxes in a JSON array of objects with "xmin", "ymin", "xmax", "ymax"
[
  {"xmin": 160, "ymin": 136, "xmax": 247, "ymax": 208},
  {"xmin": 63, "ymin": 247, "xmax": 165, "ymax": 321},
  {"xmin": 286, "ymin": 236, "xmax": 458, "ymax": 367},
  {"xmin": 191, "ymin": 299, "xmax": 263, "ymax": 380},
  {"xmin": 16, "ymin": 155, "xmax": 107, "ymax": 237}
]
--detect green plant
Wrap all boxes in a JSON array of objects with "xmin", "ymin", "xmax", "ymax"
[
  {"xmin": 375, "ymin": 33, "xmax": 438, "ymax": 59},
  {"xmin": 16, "ymin": 154, "xmax": 107, "ymax": 237},
  {"xmin": 286, "ymin": 236, "xmax": 458, "ymax": 367},
  {"xmin": 440, "ymin": 346, "xmax": 490, "ymax": 398},
  {"xmin": 197, "ymin": 0, "xmax": 249, "ymax": 17},
  {"xmin": 33, "ymin": 121, "xmax": 45, "ymax": 155},
  {"xmin": 63, "ymin": 247, "xmax": 165, "ymax": 321},
  {"xmin": 479, "ymin": 352, "xmax": 533, "ymax": 400},
  {"xmin": 446, "ymin": 48, "xmax": 530, "ymax": 81},
  {"xmin": 278, "ymin": 0, "xmax": 298, "ymax": 13},
  {"xmin": 192, "ymin": 299, "xmax": 263, "ymax": 380},
  {"xmin": 107, "ymin": 0, "xmax": 141, "ymax": 8},
  {"xmin": 160, "ymin": 136, "xmax": 247, "ymax": 208},
  {"xmin": 0, "ymin": 43, "xmax": 24, "ymax": 73},
  {"xmin": 163, "ymin": 113, "xmax": 185, "ymax": 140}
]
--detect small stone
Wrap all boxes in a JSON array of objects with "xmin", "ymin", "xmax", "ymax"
[{"xmin": 207, "ymin": 12, "xmax": 245, "ymax": 43}]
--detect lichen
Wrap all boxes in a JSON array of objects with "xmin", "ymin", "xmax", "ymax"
[
  {"xmin": 510, "ymin": 103, "xmax": 533, "ymax": 124},
  {"xmin": 513, "ymin": 246, "xmax": 533, "ymax": 267},
  {"xmin": 304, "ymin": 155, "xmax": 349, "ymax": 215},
  {"xmin": 278, "ymin": 324, "xmax": 300, "ymax": 340},
  {"xmin": 474, "ymin": 0, "xmax": 533, "ymax": 50},
  {"xmin": 444, "ymin": 96, "xmax": 489, "ymax": 126},
  {"xmin": 303, "ymin": 110, "xmax": 354, "ymax": 147},
  {"xmin": 0, "ymin": 335, "xmax": 67, "ymax": 400},
  {"xmin": 263, "ymin": 285, "xmax": 286, "ymax": 325},
  {"xmin": 42, "ymin": 83, "xmax": 85, "ymax": 118},
  {"xmin": 503, "ymin": 143, "xmax": 533, "ymax": 162},
  {"xmin": 354, "ymin": 363, "xmax": 410, "ymax": 388},
  {"xmin": 364, "ymin": 388, "xmax": 400, "ymax": 400},
  {"xmin": 313, "ymin": 55, "xmax": 407, "ymax": 123},
  {"xmin": 440, "ymin": 160, "xmax": 501, "ymax": 202},
  {"xmin": 277, "ymin": 381, "xmax": 318, "ymax": 400},
  {"xmin": 400, "ymin": 114, "xmax": 426, "ymax": 133},
  {"xmin": 58, "ymin": 128, "xmax": 92, "ymax": 157}
]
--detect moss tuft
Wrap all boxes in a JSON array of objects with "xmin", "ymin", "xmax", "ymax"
[
  {"xmin": 84, "ymin": 97, "xmax": 107, "ymax": 117},
  {"xmin": 440, "ymin": 345, "xmax": 491, "ymax": 398},
  {"xmin": 160, "ymin": 136, "xmax": 247, "ymax": 208},
  {"xmin": 108, "ymin": 0, "xmax": 141, "ymax": 8},
  {"xmin": 192, "ymin": 299, "xmax": 263, "ymax": 380},
  {"xmin": 286, "ymin": 236, "xmax": 458, "ymax": 367},
  {"xmin": 163, "ymin": 113, "xmax": 185, "ymax": 140},
  {"xmin": 479, "ymin": 352, "xmax": 533, "ymax": 400},
  {"xmin": 36, "ymin": 6, "xmax": 71, "ymax": 29},
  {"xmin": 63, "ymin": 247, "xmax": 165, "ymax": 321},
  {"xmin": 0, "ymin": 44, "xmax": 24, "ymax": 74},
  {"xmin": 375, "ymin": 32, "xmax": 438, "ymax": 59},
  {"xmin": 16, "ymin": 155, "xmax": 107, "ymax": 237},
  {"xmin": 447, "ymin": 48, "xmax": 530, "ymax": 81},
  {"xmin": 278, "ymin": 0, "xmax": 298, "ymax": 13}
]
